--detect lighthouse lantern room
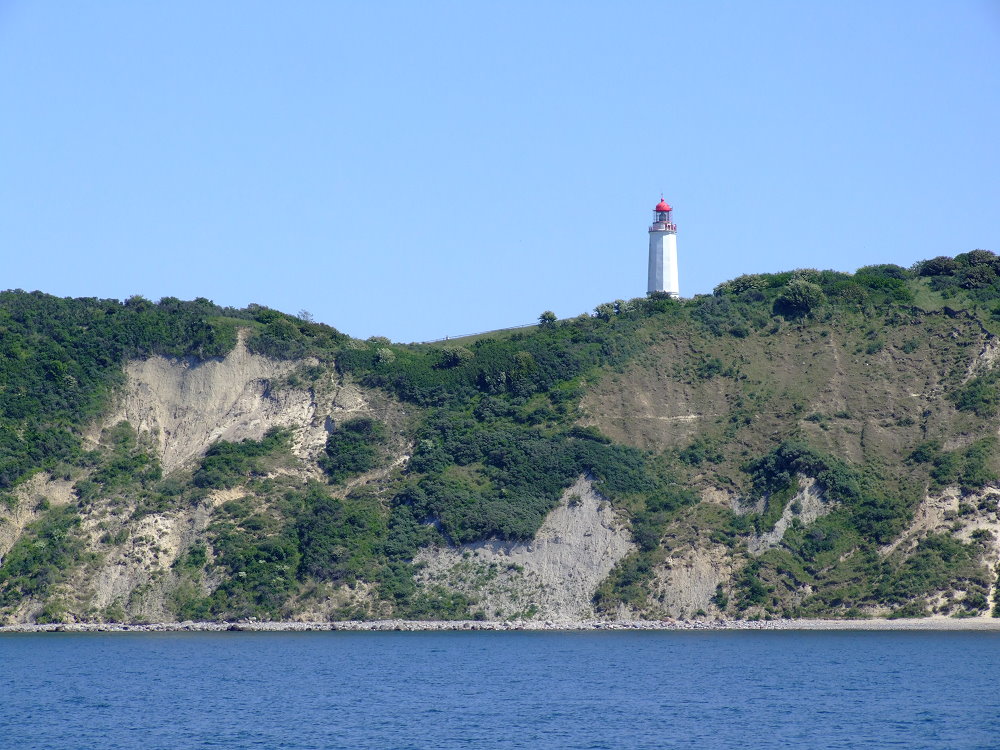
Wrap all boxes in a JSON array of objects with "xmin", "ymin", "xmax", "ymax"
[{"xmin": 647, "ymin": 197, "xmax": 679, "ymax": 298}]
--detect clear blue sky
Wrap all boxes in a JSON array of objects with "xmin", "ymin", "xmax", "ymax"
[{"xmin": 2, "ymin": 2, "xmax": 998, "ymax": 342}]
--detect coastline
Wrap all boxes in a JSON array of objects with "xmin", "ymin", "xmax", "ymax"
[{"xmin": 3, "ymin": 616, "xmax": 1000, "ymax": 634}]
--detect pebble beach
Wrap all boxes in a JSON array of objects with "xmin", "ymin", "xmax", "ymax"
[{"xmin": 4, "ymin": 616, "xmax": 1000, "ymax": 633}]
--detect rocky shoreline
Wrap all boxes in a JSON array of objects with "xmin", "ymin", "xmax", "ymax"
[{"xmin": 3, "ymin": 617, "xmax": 1000, "ymax": 634}]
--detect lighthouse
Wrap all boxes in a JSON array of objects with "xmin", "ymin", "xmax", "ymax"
[{"xmin": 647, "ymin": 197, "xmax": 679, "ymax": 297}]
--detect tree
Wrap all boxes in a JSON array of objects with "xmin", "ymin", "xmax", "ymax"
[
  {"xmin": 594, "ymin": 303, "xmax": 615, "ymax": 321},
  {"xmin": 775, "ymin": 279, "xmax": 825, "ymax": 317},
  {"xmin": 714, "ymin": 274, "xmax": 764, "ymax": 296},
  {"xmin": 959, "ymin": 264, "xmax": 997, "ymax": 289},
  {"xmin": 438, "ymin": 347, "xmax": 473, "ymax": 368},
  {"xmin": 319, "ymin": 417, "xmax": 387, "ymax": 482},
  {"xmin": 538, "ymin": 311, "xmax": 556, "ymax": 327},
  {"xmin": 918, "ymin": 256, "xmax": 958, "ymax": 277},
  {"xmin": 963, "ymin": 249, "xmax": 997, "ymax": 267},
  {"xmin": 856, "ymin": 264, "xmax": 910, "ymax": 280}
]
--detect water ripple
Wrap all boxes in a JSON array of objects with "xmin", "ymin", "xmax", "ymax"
[{"xmin": 1, "ymin": 630, "xmax": 998, "ymax": 749}]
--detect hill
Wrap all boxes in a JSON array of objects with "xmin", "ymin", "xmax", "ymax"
[{"xmin": 2, "ymin": 250, "xmax": 1000, "ymax": 624}]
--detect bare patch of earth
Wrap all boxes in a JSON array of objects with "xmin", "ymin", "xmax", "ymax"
[{"xmin": 415, "ymin": 476, "xmax": 634, "ymax": 621}]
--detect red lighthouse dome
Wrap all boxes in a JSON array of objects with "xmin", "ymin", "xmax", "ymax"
[{"xmin": 654, "ymin": 198, "xmax": 672, "ymax": 212}]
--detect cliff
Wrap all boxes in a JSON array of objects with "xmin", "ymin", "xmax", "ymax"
[{"xmin": 3, "ymin": 253, "xmax": 1000, "ymax": 624}]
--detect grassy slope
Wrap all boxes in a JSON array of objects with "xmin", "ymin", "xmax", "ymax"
[{"xmin": 583, "ymin": 286, "xmax": 999, "ymax": 618}]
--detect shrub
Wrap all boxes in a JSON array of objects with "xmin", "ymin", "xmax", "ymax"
[
  {"xmin": 0, "ymin": 506, "xmax": 84, "ymax": 604},
  {"xmin": 854, "ymin": 274, "xmax": 914, "ymax": 303},
  {"xmin": 958, "ymin": 264, "xmax": 998, "ymax": 289},
  {"xmin": 918, "ymin": 256, "xmax": 958, "ymax": 276},
  {"xmin": 865, "ymin": 339, "xmax": 885, "ymax": 355},
  {"xmin": 193, "ymin": 429, "xmax": 290, "ymax": 489},
  {"xmin": 775, "ymin": 280, "xmax": 825, "ymax": 317},
  {"xmin": 296, "ymin": 485, "xmax": 386, "ymax": 582},
  {"xmin": 320, "ymin": 417, "xmax": 387, "ymax": 483},
  {"xmin": 950, "ymin": 372, "xmax": 1000, "ymax": 417},
  {"xmin": 926, "ymin": 439, "xmax": 997, "ymax": 492},
  {"xmin": 856, "ymin": 264, "xmax": 911, "ymax": 280},
  {"xmin": 438, "ymin": 347, "xmax": 473, "ymax": 368},
  {"xmin": 746, "ymin": 441, "xmax": 914, "ymax": 544},
  {"xmin": 714, "ymin": 274, "xmax": 766, "ymax": 296},
  {"xmin": 734, "ymin": 561, "xmax": 770, "ymax": 610},
  {"xmin": 679, "ymin": 438, "xmax": 723, "ymax": 466},
  {"xmin": 878, "ymin": 534, "xmax": 985, "ymax": 605},
  {"xmin": 958, "ymin": 249, "xmax": 997, "ymax": 267},
  {"xmin": 907, "ymin": 440, "xmax": 941, "ymax": 465},
  {"xmin": 594, "ymin": 303, "xmax": 616, "ymax": 321}
]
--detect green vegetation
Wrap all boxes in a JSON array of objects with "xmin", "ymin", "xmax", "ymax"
[
  {"xmin": 194, "ymin": 428, "xmax": 292, "ymax": 490},
  {"xmin": 775, "ymin": 279, "xmax": 826, "ymax": 317},
  {"xmin": 3, "ymin": 247, "xmax": 1000, "ymax": 622},
  {"xmin": 950, "ymin": 372, "xmax": 1000, "ymax": 417},
  {"xmin": 706, "ymin": 439, "xmax": 992, "ymax": 618},
  {"xmin": 399, "ymin": 420, "xmax": 661, "ymax": 544},
  {"xmin": 0, "ymin": 505, "xmax": 88, "ymax": 605},
  {"xmin": 908, "ymin": 438, "xmax": 999, "ymax": 493},
  {"xmin": 746, "ymin": 441, "xmax": 919, "ymax": 544},
  {"xmin": 320, "ymin": 417, "xmax": 387, "ymax": 483},
  {"xmin": 877, "ymin": 534, "xmax": 989, "ymax": 615},
  {"xmin": 75, "ymin": 422, "xmax": 162, "ymax": 505},
  {"xmin": 0, "ymin": 292, "xmax": 346, "ymax": 491}
]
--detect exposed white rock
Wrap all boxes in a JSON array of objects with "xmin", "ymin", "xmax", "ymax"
[
  {"xmin": 748, "ymin": 476, "xmax": 831, "ymax": 554},
  {"xmin": 649, "ymin": 545, "xmax": 735, "ymax": 619},
  {"xmin": 415, "ymin": 476, "xmax": 634, "ymax": 621},
  {"xmin": 964, "ymin": 334, "xmax": 1000, "ymax": 381},
  {"xmin": 0, "ymin": 473, "xmax": 76, "ymax": 560},
  {"xmin": 700, "ymin": 486, "xmax": 737, "ymax": 507},
  {"xmin": 881, "ymin": 485, "xmax": 1000, "ymax": 616},
  {"xmin": 100, "ymin": 338, "xmax": 363, "ymax": 473},
  {"xmin": 84, "ymin": 487, "xmax": 242, "ymax": 621}
]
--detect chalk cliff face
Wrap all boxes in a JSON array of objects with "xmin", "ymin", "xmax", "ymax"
[
  {"xmin": 101, "ymin": 340, "xmax": 324, "ymax": 472},
  {"xmin": 2, "ymin": 341, "xmax": 363, "ymax": 622},
  {"xmin": 96, "ymin": 338, "xmax": 384, "ymax": 473},
  {"xmin": 414, "ymin": 476, "xmax": 634, "ymax": 621},
  {"xmin": 3, "ymin": 267, "xmax": 1000, "ymax": 625},
  {"xmin": 46, "ymin": 347, "xmax": 641, "ymax": 624}
]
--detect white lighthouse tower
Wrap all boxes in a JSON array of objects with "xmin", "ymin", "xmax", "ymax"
[{"xmin": 647, "ymin": 196, "xmax": 679, "ymax": 297}]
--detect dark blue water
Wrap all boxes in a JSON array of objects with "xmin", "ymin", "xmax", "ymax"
[{"xmin": 1, "ymin": 630, "xmax": 998, "ymax": 749}]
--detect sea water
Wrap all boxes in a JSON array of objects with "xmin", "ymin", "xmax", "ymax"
[{"xmin": 1, "ymin": 630, "xmax": 998, "ymax": 749}]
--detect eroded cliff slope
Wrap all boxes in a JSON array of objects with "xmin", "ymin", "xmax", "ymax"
[{"xmin": 3, "ymin": 256, "xmax": 1000, "ymax": 624}]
